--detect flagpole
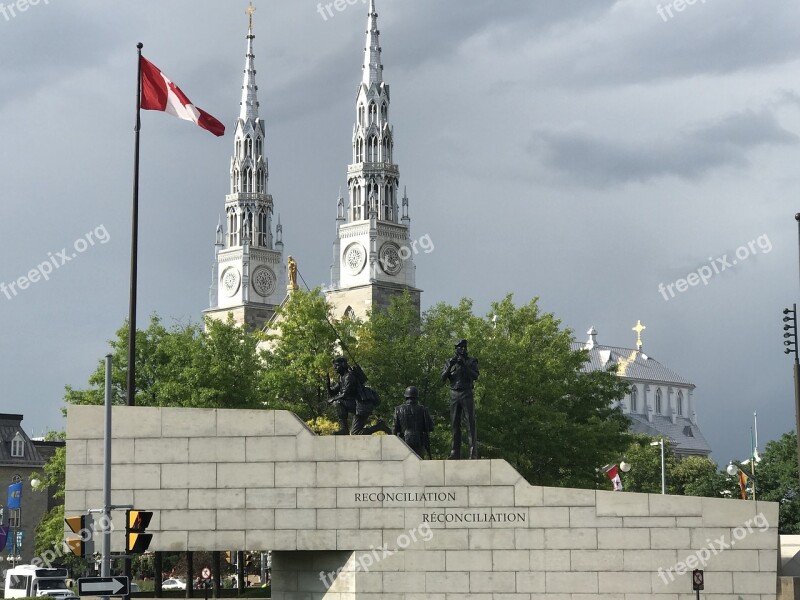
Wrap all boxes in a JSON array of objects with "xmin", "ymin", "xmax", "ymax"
[{"xmin": 127, "ymin": 42, "xmax": 143, "ymax": 408}]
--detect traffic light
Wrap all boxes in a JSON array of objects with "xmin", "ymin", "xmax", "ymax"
[
  {"xmin": 126, "ymin": 509, "xmax": 153, "ymax": 554},
  {"xmin": 65, "ymin": 513, "xmax": 94, "ymax": 558}
]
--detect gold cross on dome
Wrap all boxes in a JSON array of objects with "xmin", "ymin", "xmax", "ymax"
[
  {"xmin": 632, "ymin": 320, "xmax": 646, "ymax": 351},
  {"xmin": 246, "ymin": 2, "xmax": 256, "ymax": 30}
]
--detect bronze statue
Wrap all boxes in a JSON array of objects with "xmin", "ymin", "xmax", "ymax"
[
  {"xmin": 392, "ymin": 386, "xmax": 434, "ymax": 459},
  {"xmin": 441, "ymin": 339, "xmax": 480, "ymax": 459},
  {"xmin": 327, "ymin": 356, "xmax": 390, "ymax": 435}
]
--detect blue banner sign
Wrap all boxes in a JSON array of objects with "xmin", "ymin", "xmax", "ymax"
[{"xmin": 7, "ymin": 482, "xmax": 22, "ymax": 509}]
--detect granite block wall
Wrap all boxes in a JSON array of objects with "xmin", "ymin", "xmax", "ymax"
[{"xmin": 65, "ymin": 406, "xmax": 778, "ymax": 600}]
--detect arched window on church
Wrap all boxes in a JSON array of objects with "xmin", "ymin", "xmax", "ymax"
[
  {"xmin": 383, "ymin": 184, "xmax": 393, "ymax": 221},
  {"xmin": 368, "ymin": 136, "xmax": 378, "ymax": 162},
  {"xmin": 11, "ymin": 433, "xmax": 24, "ymax": 458},
  {"xmin": 245, "ymin": 136, "xmax": 253, "ymax": 158},
  {"xmin": 381, "ymin": 102, "xmax": 388, "ymax": 121},
  {"xmin": 344, "ymin": 306, "xmax": 356, "ymax": 321},
  {"xmin": 228, "ymin": 210, "xmax": 238, "ymax": 246},
  {"xmin": 256, "ymin": 168, "xmax": 265, "ymax": 193},
  {"xmin": 630, "ymin": 386, "xmax": 638, "ymax": 413},
  {"xmin": 369, "ymin": 102, "xmax": 377, "ymax": 124},
  {"xmin": 677, "ymin": 391, "xmax": 683, "ymax": 416},
  {"xmin": 256, "ymin": 137, "xmax": 263, "ymax": 158},
  {"xmin": 358, "ymin": 104, "xmax": 365, "ymax": 126},
  {"xmin": 353, "ymin": 185, "xmax": 362, "ymax": 221},
  {"xmin": 257, "ymin": 211, "xmax": 268, "ymax": 247},
  {"xmin": 233, "ymin": 169, "xmax": 240, "ymax": 194},
  {"xmin": 243, "ymin": 211, "xmax": 253, "ymax": 243},
  {"xmin": 655, "ymin": 389, "xmax": 663, "ymax": 414}
]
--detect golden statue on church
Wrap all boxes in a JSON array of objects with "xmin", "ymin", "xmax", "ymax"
[{"xmin": 288, "ymin": 256, "xmax": 299, "ymax": 291}]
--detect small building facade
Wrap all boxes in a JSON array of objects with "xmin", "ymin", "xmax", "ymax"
[{"xmin": 0, "ymin": 414, "xmax": 64, "ymax": 567}]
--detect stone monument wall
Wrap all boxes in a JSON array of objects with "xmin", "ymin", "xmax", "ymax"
[{"xmin": 65, "ymin": 406, "xmax": 779, "ymax": 599}]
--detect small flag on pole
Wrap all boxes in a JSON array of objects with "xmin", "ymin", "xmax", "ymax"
[
  {"xmin": 738, "ymin": 470, "xmax": 748, "ymax": 500},
  {"xmin": 139, "ymin": 56, "xmax": 225, "ymax": 137},
  {"xmin": 604, "ymin": 464, "xmax": 623, "ymax": 491}
]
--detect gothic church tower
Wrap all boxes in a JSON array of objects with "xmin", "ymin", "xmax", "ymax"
[
  {"xmin": 326, "ymin": 0, "xmax": 421, "ymax": 320},
  {"xmin": 205, "ymin": 6, "xmax": 286, "ymax": 330}
]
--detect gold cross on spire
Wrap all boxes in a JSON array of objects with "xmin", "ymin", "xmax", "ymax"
[
  {"xmin": 632, "ymin": 320, "xmax": 646, "ymax": 351},
  {"xmin": 246, "ymin": 2, "xmax": 256, "ymax": 31}
]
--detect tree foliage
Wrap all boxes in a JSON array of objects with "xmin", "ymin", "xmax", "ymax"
[
  {"xmin": 754, "ymin": 431, "xmax": 800, "ymax": 533},
  {"xmin": 354, "ymin": 294, "xmax": 633, "ymax": 487},
  {"xmin": 258, "ymin": 289, "xmax": 347, "ymax": 420},
  {"xmin": 618, "ymin": 434, "xmax": 730, "ymax": 497},
  {"xmin": 65, "ymin": 315, "xmax": 264, "ymax": 409}
]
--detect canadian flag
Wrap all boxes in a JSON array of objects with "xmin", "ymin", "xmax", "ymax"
[
  {"xmin": 139, "ymin": 56, "xmax": 225, "ymax": 137},
  {"xmin": 605, "ymin": 464, "xmax": 623, "ymax": 491}
]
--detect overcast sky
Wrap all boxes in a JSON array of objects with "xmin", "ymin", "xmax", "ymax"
[{"xmin": 1, "ymin": 0, "xmax": 798, "ymax": 468}]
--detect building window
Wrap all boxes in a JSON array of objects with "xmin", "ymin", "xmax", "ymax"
[
  {"xmin": 352, "ymin": 185, "xmax": 362, "ymax": 221},
  {"xmin": 257, "ymin": 212, "xmax": 268, "ymax": 247},
  {"xmin": 677, "ymin": 391, "xmax": 683, "ymax": 416},
  {"xmin": 655, "ymin": 389, "xmax": 663, "ymax": 414},
  {"xmin": 630, "ymin": 386, "xmax": 638, "ymax": 413},
  {"xmin": 256, "ymin": 167, "xmax": 264, "ymax": 193},
  {"xmin": 229, "ymin": 210, "xmax": 239, "ymax": 246},
  {"xmin": 11, "ymin": 433, "xmax": 24, "ymax": 458},
  {"xmin": 344, "ymin": 306, "xmax": 356, "ymax": 320}
]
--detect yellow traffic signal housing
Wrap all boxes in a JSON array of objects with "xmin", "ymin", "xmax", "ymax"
[
  {"xmin": 65, "ymin": 514, "xmax": 94, "ymax": 558},
  {"xmin": 126, "ymin": 509, "xmax": 153, "ymax": 554}
]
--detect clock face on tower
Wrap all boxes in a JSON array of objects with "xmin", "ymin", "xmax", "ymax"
[
  {"xmin": 379, "ymin": 243, "xmax": 402, "ymax": 276},
  {"xmin": 252, "ymin": 266, "xmax": 277, "ymax": 297},
  {"xmin": 344, "ymin": 242, "xmax": 367, "ymax": 275},
  {"xmin": 221, "ymin": 267, "xmax": 241, "ymax": 296}
]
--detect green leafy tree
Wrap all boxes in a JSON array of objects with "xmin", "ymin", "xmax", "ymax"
[
  {"xmin": 30, "ymin": 433, "xmax": 85, "ymax": 570},
  {"xmin": 754, "ymin": 432, "xmax": 800, "ymax": 533},
  {"xmin": 65, "ymin": 315, "xmax": 264, "ymax": 408},
  {"xmin": 356, "ymin": 294, "xmax": 632, "ymax": 487},
  {"xmin": 259, "ymin": 289, "xmax": 352, "ymax": 420},
  {"xmin": 618, "ymin": 435, "xmax": 729, "ymax": 497},
  {"xmin": 471, "ymin": 296, "xmax": 632, "ymax": 487},
  {"xmin": 672, "ymin": 455, "xmax": 729, "ymax": 497}
]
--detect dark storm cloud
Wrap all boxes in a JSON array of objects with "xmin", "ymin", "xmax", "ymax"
[
  {"xmin": 505, "ymin": 0, "xmax": 800, "ymax": 89},
  {"xmin": 530, "ymin": 107, "xmax": 798, "ymax": 186}
]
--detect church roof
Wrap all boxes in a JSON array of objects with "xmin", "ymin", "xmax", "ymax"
[
  {"xmin": 573, "ymin": 333, "xmax": 694, "ymax": 387},
  {"xmin": 0, "ymin": 413, "xmax": 46, "ymax": 467},
  {"xmin": 627, "ymin": 413, "xmax": 712, "ymax": 456}
]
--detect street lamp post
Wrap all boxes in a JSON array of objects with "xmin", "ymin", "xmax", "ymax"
[
  {"xmin": 784, "ymin": 302, "xmax": 800, "ymax": 488},
  {"xmin": 651, "ymin": 439, "xmax": 666, "ymax": 494}
]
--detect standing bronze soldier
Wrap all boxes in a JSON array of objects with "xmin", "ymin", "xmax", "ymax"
[
  {"xmin": 441, "ymin": 339, "xmax": 480, "ymax": 459},
  {"xmin": 392, "ymin": 386, "xmax": 434, "ymax": 458}
]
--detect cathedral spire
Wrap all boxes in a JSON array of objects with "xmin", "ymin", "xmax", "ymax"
[
  {"xmin": 205, "ymin": 3, "xmax": 286, "ymax": 332},
  {"xmin": 240, "ymin": 2, "xmax": 259, "ymax": 121},
  {"xmin": 327, "ymin": 0, "xmax": 420, "ymax": 321},
  {"xmin": 362, "ymin": 0, "xmax": 383, "ymax": 86}
]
